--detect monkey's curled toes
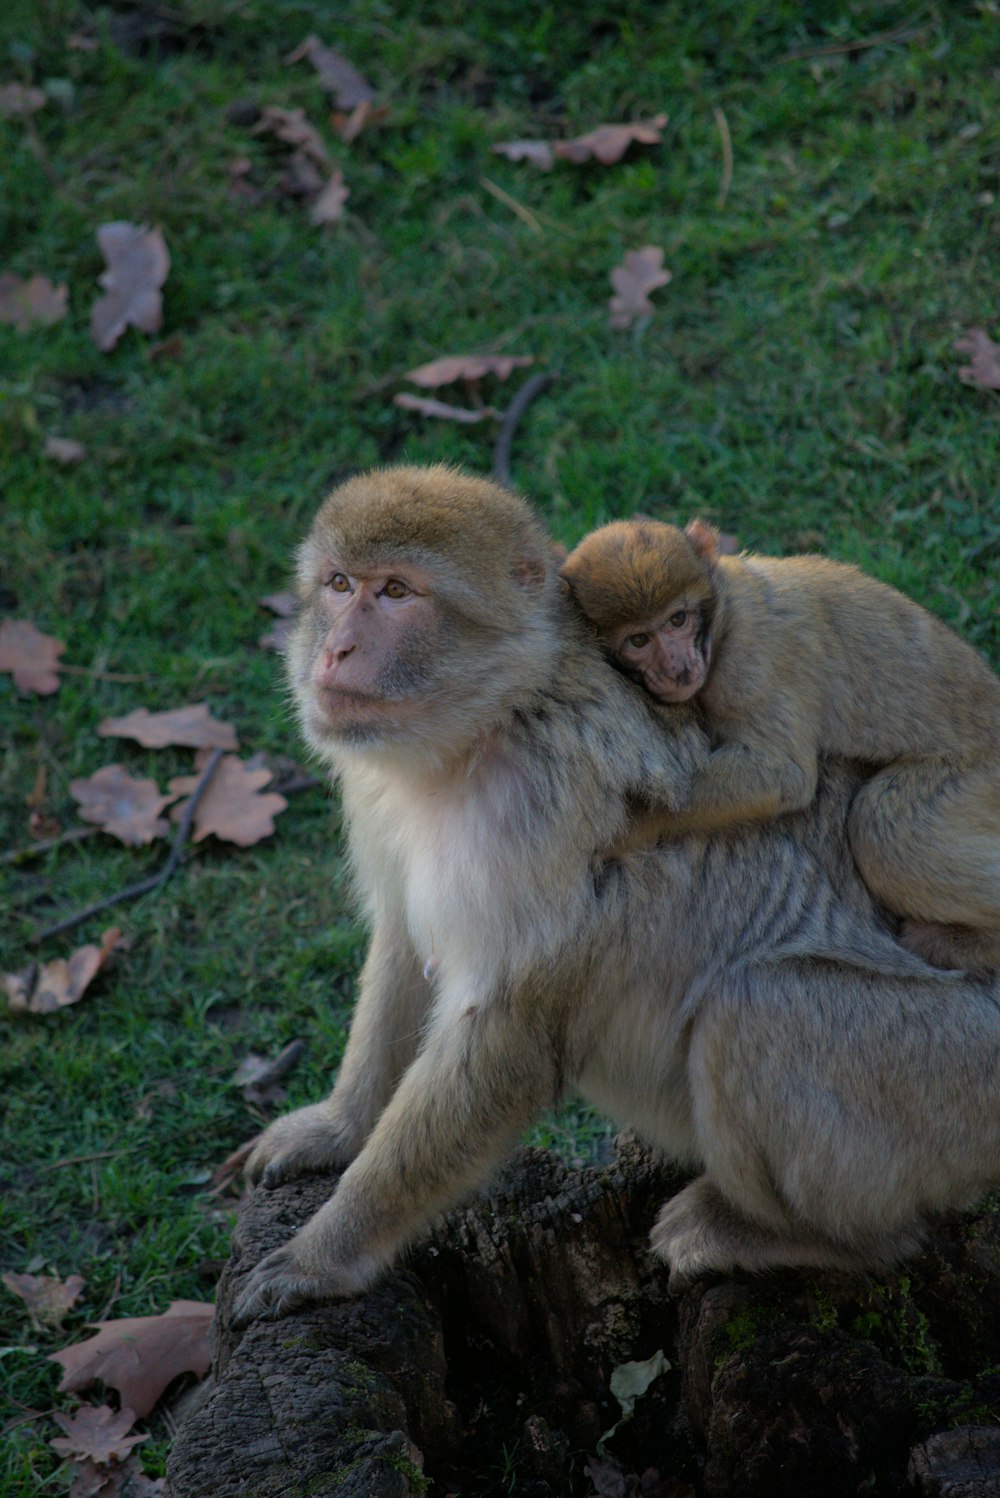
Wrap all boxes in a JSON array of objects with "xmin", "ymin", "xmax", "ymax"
[
  {"xmin": 245, "ymin": 1103, "xmax": 355, "ymax": 1187},
  {"xmin": 232, "ymin": 1241, "xmax": 373, "ymax": 1327}
]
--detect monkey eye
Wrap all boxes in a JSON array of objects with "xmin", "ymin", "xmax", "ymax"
[
  {"xmin": 625, "ymin": 632, "xmax": 650, "ymax": 650},
  {"xmin": 382, "ymin": 579, "xmax": 410, "ymax": 600},
  {"xmin": 668, "ymin": 610, "xmax": 688, "ymax": 628},
  {"xmin": 328, "ymin": 572, "xmax": 351, "ymax": 592}
]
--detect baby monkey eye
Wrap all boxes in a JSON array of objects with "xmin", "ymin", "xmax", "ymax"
[
  {"xmin": 329, "ymin": 573, "xmax": 351, "ymax": 592},
  {"xmin": 383, "ymin": 579, "xmax": 410, "ymax": 599},
  {"xmin": 668, "ymin": 610, "xmax": 688, "ymax": 628},
  {"xmin": 626, "ymin": 632, "xmax": 651, "ymax": 650}
]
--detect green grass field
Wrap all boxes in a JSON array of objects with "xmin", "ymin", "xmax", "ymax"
[{"xmin": 2, "ymin": 1, "xmax": 998, "ymax": 1489}]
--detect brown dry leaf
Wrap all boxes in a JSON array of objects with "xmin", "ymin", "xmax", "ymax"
[
  {"xmin": 492, "ymin": 139, "xmax": 554, "ymax": 170},
  {"xmin": 4, "ymin": 928, "xmax": 122, "ymax": 1016},
  {"xmin": 50, "ymin": 1300, "xmax": 214, "ymax": 1418},
  {"xmin": 554, "ymin": 113, "xmax": 668, "ymax": 166},
  {"xmin": 51, "ymin": 1404, "xmax": 147, "ymax": 1466},
  {"xmin": 333, "ymin": 99, "xmax": 387, "ymax": 142},
  {"xmin": 260, "ymin": 591, "xmax": 297, "ymax": 617},
  {"xmin": 90, "ymin": 223, "xmax": 170, "ymax": 353},
  {"xmin": 0, "ymin": 617, "xmax": 65, "ymax": 693},
  {"xmin": 285, "ymin": 35, "xmax": 374, "ymax": 108},
  {"xmin": 394, "ymin": 392, "xmax": 500, "ymax": 423},
  {"xmin": 2, "ymin": 1270, "xmax": 85, "ymax": 1326},
  {"xmin": 234, "ymin": 1038, "xmax": 306, "ymax": 1107},
  {"xmin": 44, "ymin": 435, "xmax": 87, "ymax": 464},
  {"xmin": 954, "ymin": 327, "xmax": 1000, "ymax": 390},
  {"xmin": 70, "ymin": 765, "xmax": 176, "ymax": 847},
  {"xmin": 608, "ymin": 245, "xmax": 672, "ymax": 329},
  {"xmin": 0, "ymin": 82, "xmax": 47, "ymax": 116},
  {"xmin": 405, "ymin": 353, "xmax": 534, "ymax": 388},
  {"xmin": 0, "ymin": 272, "xmax": 69, "ymax": 330},
  {"xmin": 252, "ymin": 105, "xmax": 329, "ymax": 167},
  {"xmin": 168, "ymin": 754, "xmax": 287, "ymax": 846},
  {"xmin": 259, "ymin": 592, "xmax": 297, "ymax": 654},
  {"xmin": 98, "ymin": 703, "xmax": 238, "ymax": 751},
  {"xmin": 277, "ymin": 149, "xmax": 325, "ymax": 198},
  {"xmin": 209, "ymin": 1134, "xmax": 260, "ymax": 1194},
  {"xmin": 310, "ymin": 168, "xmax": 350, "ymax": 225}
]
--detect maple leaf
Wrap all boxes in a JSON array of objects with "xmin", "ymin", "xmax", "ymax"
[
  {"xmin": 0, "ymin": 82, "xmax": 47, "ymax": 116},
  {"xmin": 252, "ymin": 105, "xmax": 329, "ymax": 167},
  {"xmin": 70, "ymin": 765, "xmax": 177, "ymax": 846},
  {"xmin": 394, "ymin": 392, "xmax": 500, "ymax": 423},
  {"xmin": 50, "ymin": 1300, "xmax": 214, "ymax": 1418},
  {"xmin": 168, "ymin": 753, "xmax": 287, "ymax": 846},
  {"xmin": 954, "ymin": 327, "xmax": 1000, "ymax": 390},
  {"xmin": 4, "ymin": 928, "xmax": 123, "ymax": 1016},
  {"xmin": 285, "ymin": 35, "xmax": 374, "ymax": 108},
  {"xmin": 2, "ymin": 1270, "xmax": 85, "ymax": 1326},
  {"xmin": 90, "ymin": 223, "xmax": 170, "ymax": 352},
  {"xmin": 98, "ymin": 703, "xmax": 238, "ymax": 751},
  {"xmin": 492, "ymin": 139, "xmax": 554, "ymax": 170},
  {"xmin": 0, "ymin": 618, "xmax": 65, "ymax": 693},
  {"xmin": 554, "ymin": 113, "xmax": 668, "ymax": 166},
  {"xmin": 310, "ymin": 168, "xmax": 350, "ymax": 225},
  {"xmin": 608, "ymin": 246, "xmax": 672, "ymax": 329},
  {"xmin": 51, "ymin": 1405, "xmax": 147, "ymax": 1467},
  {"xmin": 405, "ymin": 353, "xmax": 534, "ymax": 388},
  {"xmin": 0, "ymin": 272, "xmax": 68, "ymax": 330},
  {"xmin": 44, "ymin": 435, "xmax": 87, "ymax": 464}
]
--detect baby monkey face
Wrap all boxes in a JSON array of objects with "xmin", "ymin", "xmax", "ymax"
[{"xmin": 607, "ymin": 602, "xmax": 711, "ymax": 703}]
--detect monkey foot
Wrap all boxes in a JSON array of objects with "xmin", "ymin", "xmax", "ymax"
[
  {"xmin": 244, "ymin": 1102, "xmax": 356, "ymax": 1186},
  {"xmin": 231, "ymin": 1240, "xmax": 379, "ymax": 1326}
]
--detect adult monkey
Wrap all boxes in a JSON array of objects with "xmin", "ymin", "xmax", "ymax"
[{"xmin": 234, "ymin": 466, "xmax": 1000, "ymax": 1325}]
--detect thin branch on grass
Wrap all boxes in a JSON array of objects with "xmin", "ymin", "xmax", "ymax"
[
  {"xmin": 59, "ymin": 663, "xmax": 153, "ymax": 682},
  {"xmin": 779, "ymin": 17, "xmax": 922, "ymax": 61},
  {"xmin": 714, "ymin": 106, "xmax": 733, "ymax": 210},
  {"xmin": 479, "ymin": 175, "xmax": 543, "ymax": 234},
  {"xmin": 31, "ymin": 748, "xmax": 225, "ymax": 944},
  {"xmin": 493, "ymin": 371, "xmax": 559, "ymax": 488},
  {"xmin": 1, "ymin": 824, "xmax": 99, "ymax": 865}
]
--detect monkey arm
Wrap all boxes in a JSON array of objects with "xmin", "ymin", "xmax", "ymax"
[
  {"xmin": 245, "ymin": 920, "xmax": 429, "ymax": 1186},
  {"xmin": 233, "ymin": 992, "xmax": 552, "ymax": 1323}
]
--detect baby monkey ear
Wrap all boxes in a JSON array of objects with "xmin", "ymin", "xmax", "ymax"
[{"xmin": 685, "ymin": 518, "xmax": 720, "ymax": 563}]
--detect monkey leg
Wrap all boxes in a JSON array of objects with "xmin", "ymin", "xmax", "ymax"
[
  {"xmin": 849, "ymin": 762, "xmax": 1000, "ymax": 962},
  {"xmin": 233, "ymin": 997, "xmax": 549, "ymax": 1324},
  {"xmin": 246, "ymin": 926, "xmax": 429, "ymax": 1187}
]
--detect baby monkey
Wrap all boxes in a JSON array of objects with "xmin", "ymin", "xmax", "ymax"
[{"xmin": 561, "ymin": 518, "xmax": 1000, "ymax": 970}]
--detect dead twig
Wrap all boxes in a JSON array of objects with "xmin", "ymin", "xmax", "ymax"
[
  {"xmin": 38, "ymin": 1144, "xmax": 143, "ymax": 1173},
  {"xmin": 493, "ymin": 371, "xmax": 559, "ymax": 488},
  {"xmin": 779, "ymin": 17, "xmax": 922, "ymax": 61},
  {"xmin": 713, "ymin": 106, "xmax": 733, "ymax": 210},
  {"xmin": 31, "ymin": 747, "xmax": 224, "ymax": 943},
  {"xmin": 479, "ymin": 175, "xmax": 543, "ymax": 234},
  {"xmin": 1, "ymin": 825, "xmax": 99, "ymax": 866}
]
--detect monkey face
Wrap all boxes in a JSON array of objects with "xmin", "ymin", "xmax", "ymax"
[{"xmin": 608, "ymin": 604, "xmax": 711, "ymax": 704}]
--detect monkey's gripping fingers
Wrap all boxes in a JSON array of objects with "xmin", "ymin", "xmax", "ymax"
[
  {"xmin": 245, "ymin": 1102, "xmax": 356, "ymax": 1187},
  {"xmin": 231, "ymin": 1238, "xmax": 377, "ymax": 1327}
]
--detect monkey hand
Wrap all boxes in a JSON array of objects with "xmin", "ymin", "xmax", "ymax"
[
  {"xmin": 245, "ymin": 1102, "xmax": 357, "ymax": 1188},
  {"xmin": 231, "ymin": 1205, "xmax": 379, "ymax": 1326}
]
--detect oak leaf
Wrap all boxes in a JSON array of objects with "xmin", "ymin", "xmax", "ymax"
[
  {"xmin": 0, "ymin": 272, "xmax": 68, "ymax": 330},
  {"xmin": 310, "ymin": 168, "xmax": 350, "ymax": 225},
  {"xmin": 90, "ymin": 223, "xmax": 170, "ymax": 352},
  {"xmin": 70, "ymin": 765, "xmax": 177, "ymax": 846},
  {"xmin": 492, "ymin": 140, "xmax": 554, "ymax": 170},
  {"xmin": 608, "ymin": 245, "xmax": 672, "ymax": 329},
  {"xmin": 0, "ymin": 82, "xmax": 46, "ymax": 116},
  {"xmin": 4, "ymin": 928, "xmax": 122, "ymax": 1015},
  {"xmin": 51, "ymin": 1404, "xmax": 147, "ymax": 1466},
  {"xmin": 404, "ymin": 354, "xmax": 534, "ymax": 387},
  {"xmin": 0, "ymin": 618, "xmax": 65, "ymax": 693},
  {"xmin": 98, "ymin": 703, "xmax": 238, "ymax": 750},
  {"xmin": 252, "ymin": 105, "xmax": 329, "ymax": 167},
  {"xmin": 44, "ymin": 435, "xmax": 87, "ymax": 464},
  {"xmin": 49, "ymin": 1300, "xmax": 214, "ymax": 1418},
  {"xmin": 954, "ymin": 327, "xmax": 1000, "ymax": 390},
  {"xmin": 554, "ymin": 113, "xmax": 668, "ymax": 165},
  {"xmin": 168, "ymin": 753, "xmax": 287, "ymax": 846},
  {"xmin": 285, "ymin": 35, "xmax": 374, "ymax": 108},
  {"xmin": 2, "ymin": 1270, "xmax": 85, "ymax": 1326},
  {"xmin": 394, "ymin": 392, "xmax": 500, "ymax": 423}
]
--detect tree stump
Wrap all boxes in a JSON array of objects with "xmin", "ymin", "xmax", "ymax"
[{"xmin": 166, "ymin": 1139, "xmax": 1000, "ymax": 1497}]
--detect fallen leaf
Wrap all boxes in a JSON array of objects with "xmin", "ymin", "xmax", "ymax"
[
  {"xmin": 333, "ymin": 99, "xmax": 387, "ymax": 142},
  {"xmin": 70, "ymin": 765, "xmax": 177, "ymax": 846},
  {"xmin": 0, "ymin": 82, "xmax": 47, "ymax": 116},
  {"xmin": 50, "ymin": 1300, "xmax": 214, "ymax": 1418},
  {"xmin": 608, "ymin": 245, "xmax": 672, "ymax": 329},
  {"xmin": 492, "ymin": 139, "xmax": 554, "ymax": 170},
  {"xmin": 234, "ymin": 1038, "xmax": 306, "ymax": 1107},
  {"xmin": 405, "ymin": 354, "xmax": 534, "ymax": 387},
  {"xmin": 260, "ymin": 591, "xmax": 297, "ymax": 617},
  {"xmin": 0, "ymin": 618, "xmax": 65, "ymax": 693},
  {"xmin": 310, "ymin": 168, "xmax": 350, "ymax": 225},
  {"xmin": 98, "ymin": 703, "xmax": 238, "ymax": 751},
  {"xmin": 393, "ymin": 392, "xmax": 500, "ymax": 423},
  {"xmin": 90, "ymin": 223, "xmax": 170, "ymax": 352},
  {"xmin": 168, "ymin": 753, "xmax": 287, "ymax": 846},
  {"xmin": 209, "ymin": 1135, "xmax": 260, "ymax": 1194},
  {"xmin": 4, "ymin": 928, "xmax": 122, "ymax": 1016},
  {"xmin": 277, "ymin": 149, "xmax": 325, "ymax": 197},
  {"xmin": 252, "ymin": 105, "xmax": 329, "ymax": 167},
  {"xmin": 554, "ymin": 113, "xmax": 668, "ymax": 166},
  {"xmin": 954, "ymin": 327, "xmax": 1000, "ymax": 390},
  {"xmin": 585, "ymin": 1453, "xmax": 629, "ymax": 1498},
  {"xmin": 44, "ymin": 435, "xmax": 87, "ymax": 464},
  {"xmin": 0, "ymin": 272, "xmax": 69, "ymax": 330},
  {"xmin": 67, "ymin": 1459, "xmax": 108, "ymax": 1498},
  {"xmin": 67, "ymin": 31, "xmax": 100, "ymax": 51},
  {"xmin": 51, "ymin": 1404, "xmax": 147, "ymax": 1466},
  {"xmin": 149, "ymin": 334, "xmax": 184, "ymax": 362},
  {"xmin": 29, "ymin": 809, "xmax": 61, "ymax": 839},
  {"xmin": 258, "ymin": 592, "xmax": 297, "ymax": 653},
  {"xmin": 2, "ymin": 1270, "xmax": 85, "ymax": 1326},
  {"xmin": 285, "ymin": 35, "xmax": 374, "ymax": 108}
]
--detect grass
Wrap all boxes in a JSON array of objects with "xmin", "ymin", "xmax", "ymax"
[{"xmin": 1, "ymin": 0, "xmax": 998, "ymax": 1488}]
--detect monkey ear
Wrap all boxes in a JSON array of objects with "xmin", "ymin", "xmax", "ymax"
[{"xmin": 685, "ymin": 519, "xmax": 720, "ymax": 563}]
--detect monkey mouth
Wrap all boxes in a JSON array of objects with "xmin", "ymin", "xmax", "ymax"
[{"xmin": 647, "ymin": 673, "xmax": 702, "ymax": 705}]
